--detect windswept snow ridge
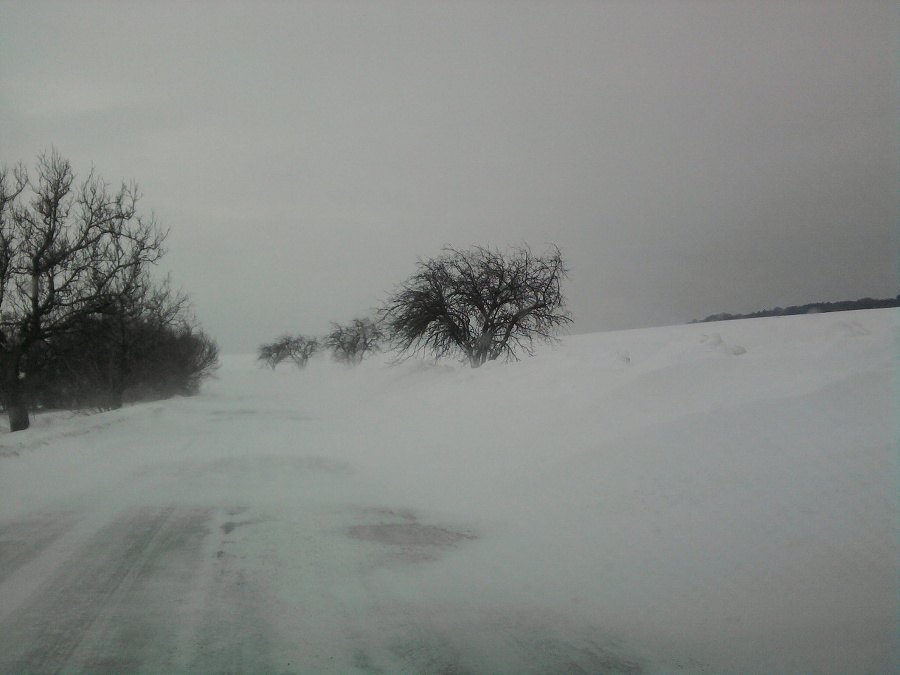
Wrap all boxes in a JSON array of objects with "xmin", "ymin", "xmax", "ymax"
[{"xmin": 0, "ymin": 309, "xmax": 896, "ymax": 674}]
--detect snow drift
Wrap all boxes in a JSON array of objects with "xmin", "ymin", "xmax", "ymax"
[{"xmin": 0, "ymin": 309, "xmax": 896, "ymax": 674}]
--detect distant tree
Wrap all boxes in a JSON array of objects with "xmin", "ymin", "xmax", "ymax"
[
  {"xmin": 258, "ymin": 334, "xmax": 319, "ymax": 369},
  {"xmin": 324, "ymin": 317, "xmax": 384, "ymax": 365},
  {"xmin": 0, "ymin": 150, "xmax": 166, "ymax": 430},
  {"xmin": 257, "ymin": 342, "xmax": 285, "ymax": 369},
  {"xmin": 693, "ymin": 294, "xmax": 900, "ymax": 323},
  {"xmin": 382, "ymin": 244, "xmax": 571, "ymax": 368}
]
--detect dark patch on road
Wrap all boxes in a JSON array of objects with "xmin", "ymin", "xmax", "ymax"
[
  {"xmin": 222, "ymin": 519, "xmax": 257, "ymax": 535},
  {"xmin": 348, "ymin": 522, "xmax": 476, "ymax": 548},
  {"xmin": 347, "ymin": 509, "xmax": 478, "ymax": 567},
  {"xmin": 365, "ymin": 506, "xmax": 418, "ymax": 521}
]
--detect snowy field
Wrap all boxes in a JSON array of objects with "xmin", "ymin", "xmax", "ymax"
[{"xmin": 0, "ymin": 309, "xmax": 896, "ymax": 674}]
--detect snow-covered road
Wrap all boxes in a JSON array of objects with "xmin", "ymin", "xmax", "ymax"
[
  {"xmin": 0, "ymin": 309, "xmax": 897, "ymax": 674},
  {"xmin": 0, "ymin": 437, "xmax": 639, "ymax": 674}
]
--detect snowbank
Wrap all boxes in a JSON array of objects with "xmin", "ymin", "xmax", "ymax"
[{"xmin": 0, "ymin": 309, "xmax": 896, "ymax": 674}]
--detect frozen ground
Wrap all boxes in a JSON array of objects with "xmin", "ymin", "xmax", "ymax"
[{"xmin": 0, "ymin": 309, "xmax": 897, "ymax": 674}]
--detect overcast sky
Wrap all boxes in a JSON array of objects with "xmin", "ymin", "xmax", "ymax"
[{"xmin": 1, "ymin": 1, "xmax": 896, "ymax": 353}]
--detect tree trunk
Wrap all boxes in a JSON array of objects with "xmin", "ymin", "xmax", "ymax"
[
  {"xmin": 3, "ymin": 352, "xmax": 30, "ymax": 432},
  {"xmin": 469, "ymin": 331, "xmax": 494, "ymax": 368},
  {"xmin": 107, "ymin": 345, "xmax": 125, "ymax": 410},
  {"xmin": 8, "ymin": 396, "xmax": 30, "ymax": 431},
  {"xmin": 107, "ymin": 383, "xmax": 125, "ymax": 410}
]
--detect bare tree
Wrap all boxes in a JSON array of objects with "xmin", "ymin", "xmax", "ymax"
[
  {"xmin": 382, "ymin": 244, "xmax": 571, "ymax": 368},
  {"xmin": 0, "ymin": 150, "xmax": 166, "ymax": 430},
  {"xmin": 324, "ymin": 317, "xmax": 384, "ymax": 365},
  {"xmin": 160, "ymin": 326, "xmax": 219, "ymax": 396},
  {"xmin": 257, "ymin": 341, "xmax": 286, "ymax": 369},
  {"xmin": 257, "ymin": 334, "xmax": 319, "ymax": 369}
]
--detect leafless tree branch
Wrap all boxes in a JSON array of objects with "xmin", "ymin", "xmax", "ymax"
[{"xmin": 382, "ymin": 244, "xmax": 571, "ymax": 368}]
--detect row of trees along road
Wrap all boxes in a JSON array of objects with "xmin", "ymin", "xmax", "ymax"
[
  {"xmin": 262, "ymin": 244, "xmax": 571, "ymax": 370},
  {"xmin": 0, "ymin": 151, "xmax": 218, "ymax": 432},
  {"xmin": 258, "ymin": 317, "xmax": 384, "ymax": 369}
]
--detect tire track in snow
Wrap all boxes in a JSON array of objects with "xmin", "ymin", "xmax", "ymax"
[
  {"xmin": 0, "ymin": 507, "xmax": 210, "ymax": 674},
  {"xmin": 185, "ymin": 508, "xmax": 279, "ymax": 675},
  {"xmin": 0, "ymin": 511, "xmax": 76, "ymax": 586},
  {"xmin": 65, "ymin": 507, "xmax": 212, "ymax": 674}
]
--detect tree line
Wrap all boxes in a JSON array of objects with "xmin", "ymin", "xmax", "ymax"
[
  {"xmin": 260, "ymin": 244, "xmax": 572, "ymax": 371},
  {"xmin": 693, "ymin": 295, "xmax": 900, "ymax": 323},
  {"xmin": 257, "ymin": 317, "xmax": 385, "ymax": 369},
  {"xmin": 0, "ymin": 151, "xmax": 218, "ymax": 432},
  {"xmin": 2, "ymin": 152, "xmax": 574, "ymax": 433}
]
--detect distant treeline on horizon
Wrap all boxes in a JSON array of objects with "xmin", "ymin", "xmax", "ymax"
[{"xmin": 692, "ymin": 295, "xmax": 900, "ymax": 323}]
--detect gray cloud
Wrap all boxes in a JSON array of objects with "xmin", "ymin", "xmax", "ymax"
[{"xmin": 1, "ymin": 1, "xmax": 896, "ymax": 352}]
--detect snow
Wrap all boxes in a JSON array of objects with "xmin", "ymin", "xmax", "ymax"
[{"xmin": 0, "ymin": 309, "xmax": 897, "ymax": 674}]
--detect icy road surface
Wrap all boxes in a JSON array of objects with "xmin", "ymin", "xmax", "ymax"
[
  {"xmin": 0, "ymin": 411, "xmax": 642, "ymax": 674},
  {"xmin": 0, "ymin": 456, "xmax": 641, "ymax": 675},
  {"xmin": 0, "ymin": 310, "xmax": 897, "ymax": 674}
]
